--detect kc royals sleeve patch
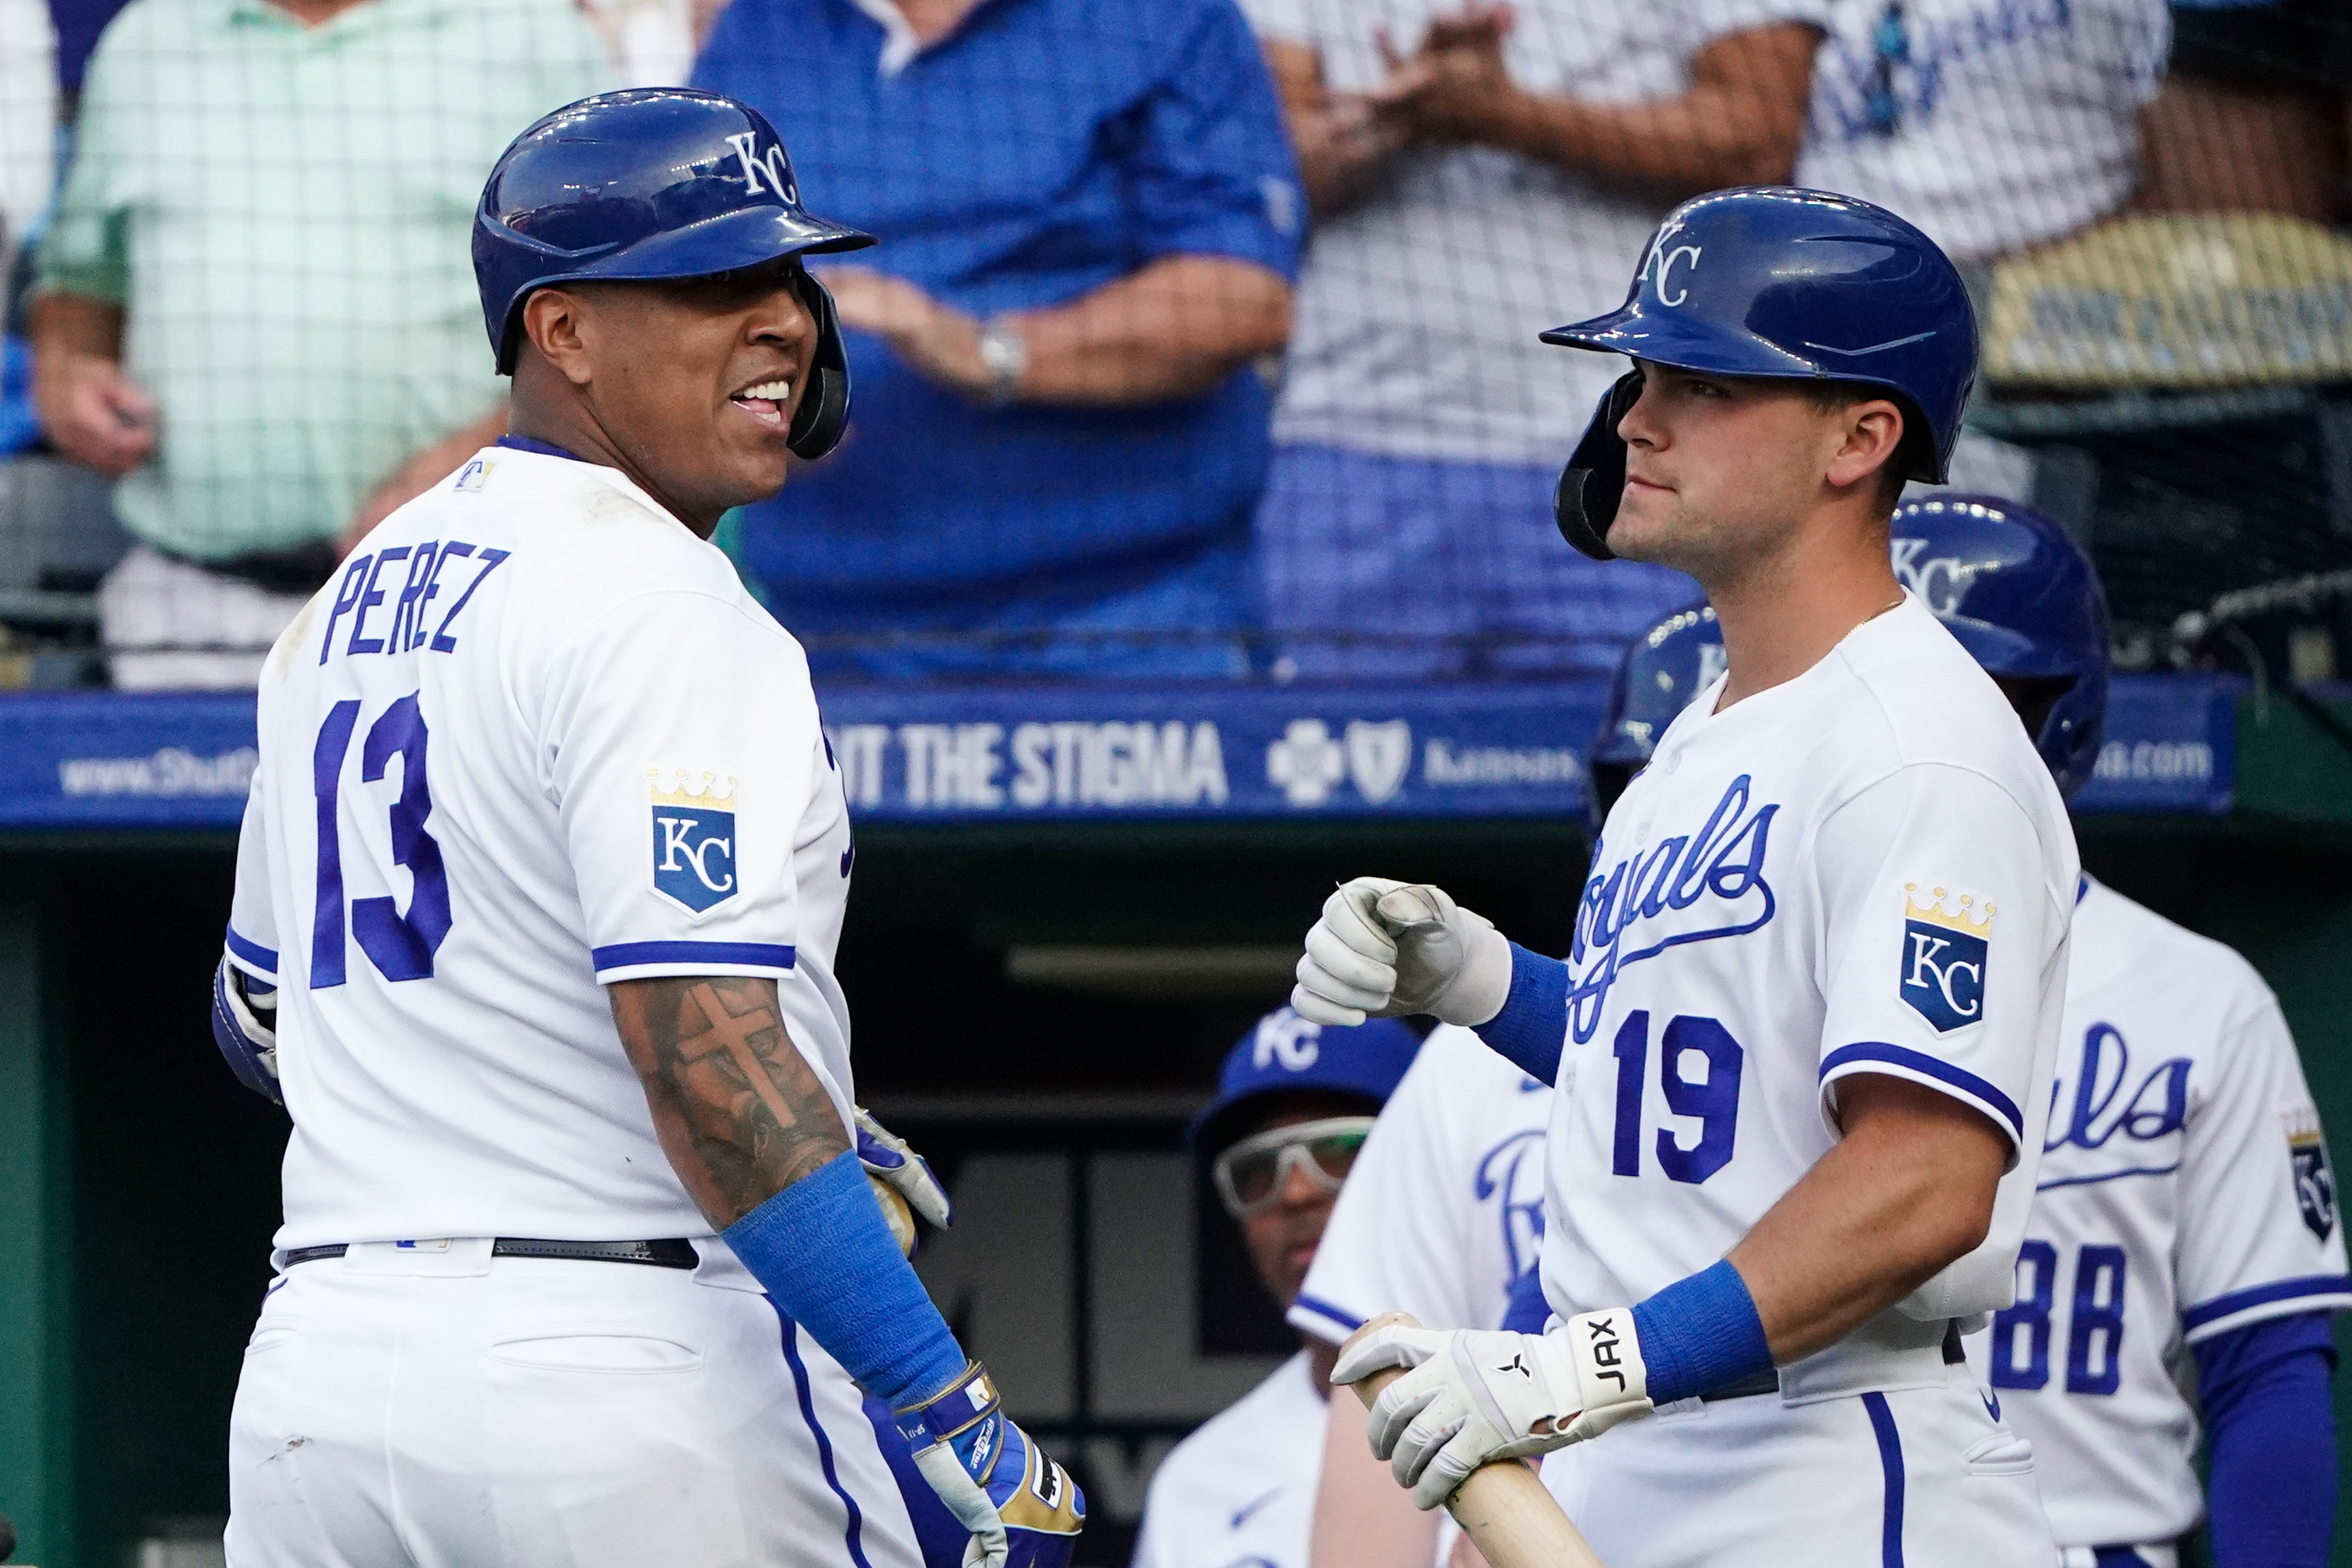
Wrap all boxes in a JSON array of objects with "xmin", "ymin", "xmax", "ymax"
[
  {"xmin": 2287, "ymin": 1108, "xmax": 2337, "ymax": 1241},
  {"xmin": 1898, "ymin": 883, "xmax": 1993, "ymax": 1033},
  {"xmin": 649, "ymin": 768, "xmax": 738, "ymax": 915}
]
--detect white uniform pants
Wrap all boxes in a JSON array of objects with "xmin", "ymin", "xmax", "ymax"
[
  {"xmin": 225, "ymin": 1239, "xmax": 926, "ymax": 1568},
  {"xmin": 1540, "ymin": 1372, "xmax": 2059, "ymax": 1567}
]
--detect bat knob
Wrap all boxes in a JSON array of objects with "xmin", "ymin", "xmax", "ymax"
[
  {"xmin": 0, "ymin": 1507, "xmax": 18, "ymax": 1561},
  {"xmin": 1338, "ymin": 1310, "xmax": 1424, "ymax": 1408}
]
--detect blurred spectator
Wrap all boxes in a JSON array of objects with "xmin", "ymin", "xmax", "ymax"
[
  {"xmin": 693, "ymin": 0, "xmax": 1300, "ymax": 680},
  {"xmin": 573, "ymin": 0, "xmax": 732, "ymax": 85},
  {"xmin": 1, "ymin": 0, "xmax": 54, "ymax": 282},
  {"xmin": 29, "ymin": 0, "xmax": 606, "ymax": 688},
  {"xmin": 2138, "ymin": 0, "xmax": 2348, "ymax": 223},
  {"xmin": 1796, "ymin": 0, "xmax": 2172, "ymax": 263},
  {"xmin": 1131, "ymin": 1008, "xmax": 1421, "ymax": 1568},
  {"xmin": 1243, "ymin": 0, "xmax": 1821, "ymax": 679},
  {"xmin": 49, "ymin": 0, "xmax": 133, "ymax": 95}
]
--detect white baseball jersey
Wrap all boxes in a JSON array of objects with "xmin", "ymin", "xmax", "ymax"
[
  {"xmin": 1238, "ymin": 0, "xmax": 1833, "ymax": 468},
  {"xmin": 1795, "ymin": 0, "xmax": 2168, "ymax": 262},
  {"xmin": 225, "ymin": 444, "xmax": 856, "ymax": 1248},
  {"xmin": 1966, "ymin": 877, "xmax": 2352, "ymax": 1550},
  {"xmin": 1131, "ymin": 1352, "xmax": 1325, "ymax": 1568},
  {"xmin": 1288, "ymin": 1026, "xmax": 1551, "ymax": 1345},
  {"xmin": 1548, "ymin": 594, "xmax": 2079, "ymax": 1392}
]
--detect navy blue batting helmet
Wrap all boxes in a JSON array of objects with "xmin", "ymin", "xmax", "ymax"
[
  {"xmin": 1542, "ymin": 188, "xmax": 1980, "ymax": 560},
  {"xmin": 1590, "ymin": 601, "xmax": 1725, "ymax": 823},
  {"xmin": 1892, "ymin": 495, "xmax": 2111, "ymax": 798},
  {"xmin": 473, "ymin": 89, "xmax": 874, "ymax": 459}
]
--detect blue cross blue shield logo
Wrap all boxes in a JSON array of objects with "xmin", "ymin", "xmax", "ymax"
[
  {"xmin": 1898, "ymin": 884, "xmax": 1992, "ymax": 1033},
  {"xmin": 649, "ymin": 769, "xmax": 738, "ymax": 915}
]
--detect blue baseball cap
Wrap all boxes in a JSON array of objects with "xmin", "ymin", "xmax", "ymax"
[{"xmin": 1187, "ymin": 1008, "xmax": 1423, "ymax": 1155}]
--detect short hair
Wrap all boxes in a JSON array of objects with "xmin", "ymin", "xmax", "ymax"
[{"xmin": 1802, "ymin": 380, "xmax": 1928, "ymax": 513}]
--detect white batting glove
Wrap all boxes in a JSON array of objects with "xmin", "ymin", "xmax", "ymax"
[
  {"xmin": 1292, "ymin": 878, "xmax": 1513, "ymax": 1028},
  {"xmin": 1334, "ymin": 1314, "xmax": 1655, "ymax": 1511}
]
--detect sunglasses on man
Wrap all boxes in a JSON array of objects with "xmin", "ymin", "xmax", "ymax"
[{"xmin": 1211, "ymin": 1116, "xmax": 1376, "ymax": 1218}]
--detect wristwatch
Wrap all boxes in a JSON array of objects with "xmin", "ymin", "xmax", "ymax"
[{"xmin": 976, "ymin": 318, "xmax": 1028, "ymax": 405}]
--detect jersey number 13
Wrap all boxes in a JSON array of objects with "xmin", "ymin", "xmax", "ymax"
[{"xmin": 311, "ymin": 694, "xmax": 452, "ymax": 988}]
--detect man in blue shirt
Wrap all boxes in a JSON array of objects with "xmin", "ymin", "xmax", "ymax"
[{"xmin": 694, "ymin": 0, "xmax": 1301, "ymax": 679}]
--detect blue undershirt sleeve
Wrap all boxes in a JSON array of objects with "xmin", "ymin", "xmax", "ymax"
[
  {"xmin": 723, "ymin": 1149, "xmax": 969, "ymax": 1408},
  {"xmin": 1501, "ymin": 1265, "xmax": 1553, "ymax": 1333},
  {"xmin": 1471, "ymin": 942, "xmax": 1568, "ymax": 1085},
  {"xmin": 2195, "ymin": 1310, "xmax": 2340, "ymax": 1568}
]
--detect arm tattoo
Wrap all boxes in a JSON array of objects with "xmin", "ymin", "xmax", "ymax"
[{"xmin": 609, "ymin": 974, "xmax": 852, "ymax": 1227}]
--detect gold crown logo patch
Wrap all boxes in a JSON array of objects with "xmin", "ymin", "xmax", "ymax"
[
  {"xmin": 648, "ymin": 768, "xmax": 738, "ymax": 809},
  {"xmin": 1905, "ymin": 882, "xmax": 1995, "ymax": 935}
]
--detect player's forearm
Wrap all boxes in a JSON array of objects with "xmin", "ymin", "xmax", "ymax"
[
  {"xmin": 29, "ymin": 290, "xmax": 124, "ymax": 363},
  {"xmin": 1481, "ymin": 26, "xmax": 1817, "ymax": 196},
  {"xmin": 1726, "ymin": 1075, "xmax": 2005, "ymax": 1363},
  {"xmin": 609, "ymin": 973, "xmax": 853, "ymax": 1228},
  {"xmin": 1006, "ymin": 256, "xmax": 1291, "ymax": 405},
  {"xmin": 1311, "ymin": 1374, "xmax": 1441, "ymax": 1568}
]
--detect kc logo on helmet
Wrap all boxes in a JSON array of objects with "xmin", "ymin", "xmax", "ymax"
[
  {"xmin": 725, "ymin": 132, "xmax": 799, "ymax": 204},
  {"xmin": 1644, "ymin": 218, "xmax": 1703, "ymax": 307},
  {"xmin": 650, "ymin": 768, "xmax": 738, "ymax": 915},
  {"xmin": 1898, "ymin": 882, "xmax": 1992, "ymax": 1033}
]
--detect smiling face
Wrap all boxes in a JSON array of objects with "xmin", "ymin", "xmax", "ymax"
[
  {"xmin": 1604, "ymin": 363, "xmax": 1906, "ymax": 585},
  {"xmin": 513, "ymin": 260, "xmax": 816, "ymax": 532}
]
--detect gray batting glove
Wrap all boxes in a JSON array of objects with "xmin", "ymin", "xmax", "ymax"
[{"xmin": 1293, "ymin": 878, "xmax": 1514, "ymax": 1028}]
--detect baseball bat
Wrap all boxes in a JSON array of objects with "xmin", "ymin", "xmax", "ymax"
[{"xmin": 1343, "ymin": 1312, "xmax": 1608, "ymax": 1568}]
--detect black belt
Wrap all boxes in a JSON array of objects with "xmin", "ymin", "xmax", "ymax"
[
  {"xmin": 282, "ymin": 1237, "xmax": 699, "ymax": 1270},
  {"xmin": 1702, "ymin": 1319, "xmax": 1969, "ymax": 1403}
]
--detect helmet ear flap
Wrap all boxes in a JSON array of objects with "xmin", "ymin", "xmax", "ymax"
[
  {"xmin": 787, "ymin": 268, "xmax": 853, "ymax": 460},
  {"xmin": 1554, "ymin": 370, "xmax": 1642, "ymax": 561}
]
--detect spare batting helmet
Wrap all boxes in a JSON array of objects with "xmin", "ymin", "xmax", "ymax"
[
  {"xmin": 1542, "ymin": 187, "xmax": 1979, "ymax": 560},
  {"xmin": 1590, "ymin": 601, "xmax": 1724, "ymax": 824},
  {"xmin": 473, "ymin": 89, "xmax": 874, "ymax": 460},
  {"xmin": 1892, "ymin": 494, "xmax": 2111, "ymax": 798}
]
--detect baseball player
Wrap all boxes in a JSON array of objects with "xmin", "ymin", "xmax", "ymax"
[
  {"xmin": 1291, "ymin": 186, "xmax": 2077, "ymax": 1567},
  {"xmin": 1883, "ymin": 498, "xmax": 2351, "ymax": 1568},
  {"xmin": 207, "ymin": 89, "xmax": 1081, "ymax": 1567},
  {"xmin": 1130, "ymin": 1007, "xmax": 1422, "ymax": 1568},
  {"xmin": 1291, "ymin": 602, "xmax": 1721, "ymax": 1568}
]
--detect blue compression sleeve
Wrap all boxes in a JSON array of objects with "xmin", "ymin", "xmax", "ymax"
[
  {"xmin": 2196, "ymin": 1311, "xmax": 2339, "ymax": 1568},
  {"xmin": 724, "ymin": 1150, "xmax": 967, "ymax": 1407},
  {"xmin": 1630, "ymin": 1259, "xmax": 1775, "ymax": 1405},
  {"xmin": 1471, "ymin": 943, "xmax": 1568, "ymax": 1085}
]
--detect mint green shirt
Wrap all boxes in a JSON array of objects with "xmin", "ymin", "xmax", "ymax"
[{"xmin": 38, "ymin": 0, "xmax": 608, "ymax": 560}]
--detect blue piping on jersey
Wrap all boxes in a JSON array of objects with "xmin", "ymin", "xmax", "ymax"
[
  {"xmin": 774, "ymin": 1306, "xmax": 878, "ymax": 1568},
  {"xmin": 1819, "ymin": 1042, "xmax": 2024, "ymax": 1140},
  {"xmin": 2036, "ymin": 1160, "xmax": 2182, "ymax": 1192},
  {"xmin": 591, "ymin": 940, "xmax": 797, "ymax": 972},
  {"xmin": 1862, "ymin": 1391, "xmax": 1905, "ymax": 1568},
  {"xmin": 2183, "ymin": 1274, "xmax": 2352, "ymax": 1334},
  {"xmin": 1292, "ymin": 1294, "xmax": 1364, "ymax": 1336},
  {"xmin": 224, "ymin": 925, "xmax": 279, "ymax": 976},
  {"xmin": 495, "ymin": 434, "xmax": 593, "ymax": 463}
]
